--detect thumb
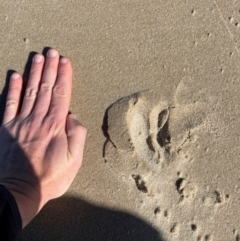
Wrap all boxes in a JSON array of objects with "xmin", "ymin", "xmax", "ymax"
[{"xmin": 66, "ymin": 114, "xmax": 87, "ymax": 161}]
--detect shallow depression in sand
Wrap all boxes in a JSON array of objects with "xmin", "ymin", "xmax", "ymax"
[{"xmin": 102, "ymin": 75, "xmax": 234, "ymax": 240}]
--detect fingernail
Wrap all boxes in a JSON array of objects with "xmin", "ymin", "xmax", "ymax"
[
  {"xmin": 48, "ymin": 49, "xmax": 58, "ymax": 57},
  {"xmin": 33, "ymin": 55, "xmax": 43, "ymax": 63},
  {"xmin": 11, "ymin": 73, "xmax": 20, "ymax": 79},
  {"xmin": 71, "ymin": 114, "xmax": 77, "ymax": 120},
  {"xmin": 60, "ymin": 58, "xmax": 68, "ymax": 64}
]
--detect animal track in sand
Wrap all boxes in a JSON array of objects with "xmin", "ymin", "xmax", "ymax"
[
  {"xmin": 132, "ymin": 175, "xmax": 148, "ymax": 194},
  {"xmin": 101, "ymin": 77, "xmax": 207, "ymax": 203},
  {"xmin": 102, "ymin": 78, "xmax": 205, "ymax": 191},
  {"xmin": 102, "ymin": 77, "xmax": 205, "ymax": 175},
  {"xmin": 170, "ymin": 223, "xmax": 179, "ymax": 234},
  {"xmin": 154, "ymin": 207, "xmax": 161, "ymax": 216},
  {"xmin": 101, "ymin": 76, "xmax": 217, "ymax": 237},
  {"xmin": 197, "ymin": 234, "xmax": 213, "ymax": 241},
  {"xmin": 204, "ymin": 235, "xmax": 213, "ymax": 241},
  {"xmin": 191, "ymin": 224, "xmax": 197, "ymax": 231},
  {"xmin": 202, "ymin": 190, "xmax": 229, "ymax": 206},
  {"xmin": 175, "ymin": 177, "xmax": 197, "ymax": 202},
  {"xmin": 233, "ymin": 230, "xmax": 240, "ymax": 240}
]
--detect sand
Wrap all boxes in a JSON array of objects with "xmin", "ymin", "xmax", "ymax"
[{"xmin": 1, "ymin": 0, "xmax": 240, "ymax": 240}]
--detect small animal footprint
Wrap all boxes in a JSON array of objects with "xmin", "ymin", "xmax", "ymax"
[
  {"xmin": 154, "ymin": 207, "xmax": 161, "ymax": 215},
  {"xmin": 132, "ymin": 174, "xmax": 148, "ymax": 194},
  {"xmin": 175, "ymin": 177, "xmax": 197, "ymax": 201},
  {"xmin": 197, "ymin": 234, "xmax": 213, "ymax": 241},
  {"xmin": 202, "ymin": 190, "xmax": 228, "ymax": 206},
  {"xmin": 170, "ymin": 223, "xmax": 179, "ymax": 234}
]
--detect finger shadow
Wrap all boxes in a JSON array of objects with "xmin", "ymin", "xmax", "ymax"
[
  {"xmin": 0, "ymin": 70, "xmax": 15, "ymax": 125},
  {"xmin": 18, "ymin": 196, "xmax": 164, "ymax": 241},
  {"xmin": 0, "ymin": 51, "xmax": 37, "ymax": 125}
]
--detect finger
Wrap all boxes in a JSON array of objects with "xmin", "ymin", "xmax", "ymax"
[
  {"xmin": 20, "ymin": 54, "xmax": 45, "ymax": 117},
  {"xmin": 66, "ymin": 114, "xmax": 87, "ymax": 162},
  {"xmin": 47, "ymin": 57, "xmax": 72, "ymax": 121},
  {"xmin": 32, "ymin": 49, "xmax": 60, "ymax": 117},
  {"xmin": 2, "ymin": 73, "xmax": 23, "ymax": 125}
]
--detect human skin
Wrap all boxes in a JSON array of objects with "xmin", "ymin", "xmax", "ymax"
[{"xmin": 0, "ymin": 49, "xmax": 87, "ymax": 228}]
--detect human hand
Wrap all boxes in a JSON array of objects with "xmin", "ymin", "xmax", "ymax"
[{"xmin": 0, "ymin": 49, "xmax": 87, "ymax": 228}]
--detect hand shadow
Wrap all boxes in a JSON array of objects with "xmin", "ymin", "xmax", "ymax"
[{"xmin": 18, "ymin": 196, "xmax": 164, "ymax": 241}]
